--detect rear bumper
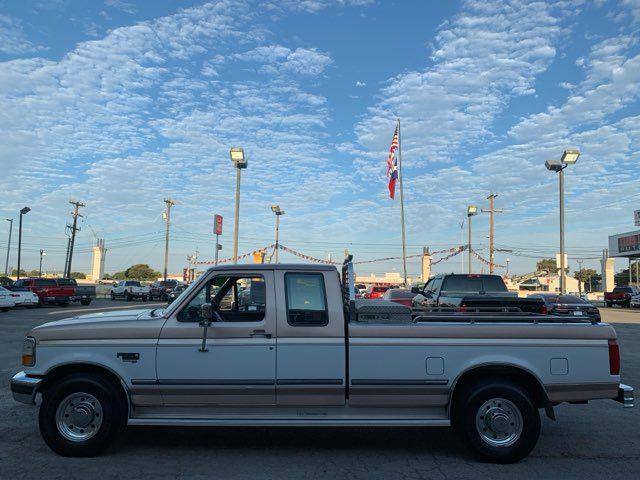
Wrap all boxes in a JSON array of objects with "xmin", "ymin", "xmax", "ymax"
[
  {"xmin": 11, "ymin": 371, "xmax": 41, "ymax": 405},
  {"xmin": 616, "ymin": 384, "xmax": 634, "ymax": 408}
]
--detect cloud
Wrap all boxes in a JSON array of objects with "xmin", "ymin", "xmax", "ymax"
[
  {"xmin": 104, "ymin": 0, "xmax": 138, "ymax": 15},
  {"xmin": 233, "ymin": 45, "xmax": 333, "ymax": 76},
  {"xmin": 355, "ymin": 80, "xmax": 366, "ymax": 87},
  {"xmin": 0, "ymin": 14, "xmax": 43, "ymax": 56}
]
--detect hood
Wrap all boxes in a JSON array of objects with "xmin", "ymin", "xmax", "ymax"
[{"xmin": 30, "ymin": 308, "xmax": 166, "ymax": 342}]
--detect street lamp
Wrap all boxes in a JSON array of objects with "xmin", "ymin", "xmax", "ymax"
[
  {"xmin": 230, "ymin": 147, "xmax": 247, "ymax": 263},
  {"xmin": 17, "ymin": 207, "xmax": 30, "ymax": 280},
  {"xmin": 545, "ymin": 149, "xmax": 580, "ymax": 294},
  {"xmin": 271, "ymin": 205, "xmax": 285, "ymax": 263},
  {"xmin": 39, "ymin": 249, "xmax": 46, "ymax": 277},
  {"xmin": 467, "ymin": 205, "xmax": 478, "ymax": 273},
  {"xmin": 4, "ymin": 218, "xmax": 13, "ymax": 276}
]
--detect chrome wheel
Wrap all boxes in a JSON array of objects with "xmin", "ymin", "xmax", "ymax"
[
  {"xmin": 55, "ymin": 392, "xmax": 103, "ymax": 442},
  {"xmin": 475, "ymin": 397, "xmax": 523, "ymax": 447}
]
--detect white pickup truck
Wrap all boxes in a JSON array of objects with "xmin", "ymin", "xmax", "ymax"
[
  {"xmin": 109, "ymin": 280, "xmax": 149, "ymax": 301},
  {"xmin": 11, "ymin": 259, "xmax": 633, "ymax": 462}
]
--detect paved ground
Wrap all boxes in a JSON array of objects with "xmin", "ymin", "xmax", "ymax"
[{"xmin": 1, "ymin": 301, "xmax": 639, "ymax": 479}]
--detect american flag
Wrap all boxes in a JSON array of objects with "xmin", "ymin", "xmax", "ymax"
[{"xmin": 386, "ymin": 124, "xmax": 399, "ymax": 199}]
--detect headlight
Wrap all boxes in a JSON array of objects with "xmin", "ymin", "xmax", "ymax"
[{"xmin": 22, "ymin": 337, "xmax": 36, "ymax": 366}]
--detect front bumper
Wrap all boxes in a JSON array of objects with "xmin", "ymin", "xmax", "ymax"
[
  {"xmin": 11, "ymin": 371, "xmax": 42, "ymax": 405},
  {"xmin": 616, "ymin": 384, "xmax": 634, "ymax": 408}
]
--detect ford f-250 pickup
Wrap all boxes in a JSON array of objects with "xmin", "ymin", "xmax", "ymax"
[{"xmin": 11, "ymin": 259, "xmax": 634, "ymax": 462}]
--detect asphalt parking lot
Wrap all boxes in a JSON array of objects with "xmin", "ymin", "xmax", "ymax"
[{"xmin": 1, "ymin": 301, "xmax": 639, "ymax": 479}]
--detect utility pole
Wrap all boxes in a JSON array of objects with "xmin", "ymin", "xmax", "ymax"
[
  {"xmin": 467, "ymin": 206, "xmax": 478, "ymax": 274},
  {"xmin": 481, "ymin": 193, "xmax": 502, "ymax": 274},
  {"xmin": 459, "ymin": 219, "xmax": 465, "ymax": 274},
  {"xmin": 65, "ymin": 200, "xmax": 85, "ymax": 278},
  {"xmin": 577, "ymin": 259, "xmax": 583, "ymax": 296},
  {"xmin": 163, "ymin": 199, "xmax": 175, "ymax": 281},
  {"xmin": 4, "ymin": 218, "xmax": 13, "ymax": 276}
]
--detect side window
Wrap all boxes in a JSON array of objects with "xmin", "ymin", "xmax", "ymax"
[
  {"xmin": 430, "ymin": 277, "xmax": 443, "ymax": 294},
  {"xmin": 285, "ymin": 273, "xmax": 328, "ymax": 327},
  {"xmin": 177, "ymin": 274, "xmax": 265, "ymax": 323}
]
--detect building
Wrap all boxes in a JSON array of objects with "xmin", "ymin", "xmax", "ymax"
[
  {"xmin": 87, "ymin": 239, "xmax": 106, "ymax": 282},
  {"xmin": 608, "ymin": 229, "xmax": 640, "ymax": 289},
  {"xmin": 510, "ymin": 273, "xmax": 582, "ymax": 294},
  {"xmin": 355, "ymin": 272, "xmax": 419, "ymax": 286}
]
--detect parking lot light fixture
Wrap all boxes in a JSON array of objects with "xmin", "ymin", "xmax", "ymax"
[
  {"xmin": 230, "ymin": 147, "xmax": 247, "ymax": 263},
  {"xmin": 271, "ymin": 205, "xmax": 285, "ymax": 263},
  {"xmin": 467, "ymin": 205, "xmax": 478, "ymax": 274},
  {"xmin": 545, "ymin": 149, "xmax": 580, "ymax": 294},
  {"xmin": 17, "ymin": 207, "xmax": 30, "ymax": 280}
]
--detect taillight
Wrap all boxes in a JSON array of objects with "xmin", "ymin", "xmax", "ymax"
[
  {"xmin": 541, "ymin": 305, "xmax": 548, "ymax": 315},
  {"xmin": 458, "ymin": 305, "xmax": 467, "ymax": 312},
  {"xmin": 609, "ymin": 339, "xmax": 620, "ymax": 375}
]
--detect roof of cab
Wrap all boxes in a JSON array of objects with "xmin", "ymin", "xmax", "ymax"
[{"xmin": 205, "ymin": 263, "xmax": 338, "ymax": 272}]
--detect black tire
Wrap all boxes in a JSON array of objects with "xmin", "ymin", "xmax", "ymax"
[
  {"xmin": 80, "ymin": 299, "xmax": 91, "ymax": 306},
  {"xmin": 125, "ymin": 292, "xmax": 132, "ymax": 302},
  {"xmin": 110, "ymin": 292, "xmax": 115, "ymax": 301},
  {"xmin": 38, "ymin": 373, "xmax": 126, "ymax": 457},
  {"xmin": 453, "ymin": 379, "xmax": 540, "ymax": 463},
  {"xmin": 141, "ymin": 295, "xmax": 148, "ymax": 302},
  {"xmin": 606, "ymin": 301, "xmax": 612, "ymax": 308},
  {"xmin": 1, "ymin": 307, "xmax": 9, "ymax": 312},
  {"xmin": 58, "ymin": 302, "xmax": 69, "ymax": 307}
]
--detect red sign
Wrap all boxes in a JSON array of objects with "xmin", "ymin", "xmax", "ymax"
[
  {"xmin": 214, "ymin": 214, "xmax": 223, "ymax": 236},
  {"xmin": 618, "ymin": 233, "xmax": 640, "ymax": 253}
]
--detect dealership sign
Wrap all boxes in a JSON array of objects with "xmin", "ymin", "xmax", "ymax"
[{"xmin": 609, "ymin": 230, "xmax": 640, "ymax": 257}]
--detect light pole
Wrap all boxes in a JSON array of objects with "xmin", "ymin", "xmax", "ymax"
[
  {"xmin": 467, "ymin": 205, "xmax": 478, "ymax": 274},
  {"xmin": 577, "ymin": 258, "xmax": 583, "ymax": 297},
  {"xmin": 4, "ymin": 218, "xmax": 13, "ymax": 276},
  {"xmin": 506, "ymin": 258, "xmax": 510, "ymax": 277},
  {"xmin": 163, "ymin": 199, "xmax": 175, "ymax": 281},
  {"xmin": 459, "ymin": 219, "xmax": 465, "ymax": 274},
  {"xmin": 545, "ymin": 149, "xmax": 580, "ymax": 294},
  {"xmin": 271, "ymin": 205, "xmax": 285, "ymax": 263},
  {"xmin": 17, "ymin": 207, "xmax": 30, "ymax": 280},
  {"xmin": 39, "ymin": 249, "xmax": 46, "ymax": 277},
  {"xmin": 230, "ymin": 147, "xmax": 247, "ymax": 263}
]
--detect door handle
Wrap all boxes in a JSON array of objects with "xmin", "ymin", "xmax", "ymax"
[{"xmin": 250, "ymin": 329, "xmax": 272, "ymax": 338}]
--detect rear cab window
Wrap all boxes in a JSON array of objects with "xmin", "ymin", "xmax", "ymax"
[{"xmin": 285, "ymin": 273, "xmax": 328, "ymax": 326}]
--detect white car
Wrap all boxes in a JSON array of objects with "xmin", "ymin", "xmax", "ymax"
[
  {"xmin": 0, "ymin": 286, "xmax": 17, "ymax": 311},
  {"xmin": 110, "ymin": 280, "xmax": 149, "ymax": 301},
  {"xmin": 7, "ymin": 287, "xmax": 39, "ymax": 308},
  {"xmin": 631, "ymin": 295, "xmax": 640, "ymax": 308}
]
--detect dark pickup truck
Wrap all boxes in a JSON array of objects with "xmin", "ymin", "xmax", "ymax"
[
  {"xmin": 604, "ymin": 286, "xmax": 639, "ymax": 308},
  {"xmin": 56, "ymin": 278, "xmax": 96, "ymax": 305},
  {"xmin": 412, "ymin": 273, "xmax": 545, "ymax": 314}
]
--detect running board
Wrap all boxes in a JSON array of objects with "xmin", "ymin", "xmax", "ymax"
[{"xmin": 128, "ymin": 418, "xmax": 450, "ymax": 427}]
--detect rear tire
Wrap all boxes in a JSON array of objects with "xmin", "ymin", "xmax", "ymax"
[
  {"xmin": 125, "ymin": 292, "xmax": 132, "ymax": 302},
  {"xmin": 110, "ymin": 292, "xmax": 115, "ymax": 301},
  {"xmin": 453, "ymin": 379, "xmax": 540, "ymax": 463},
  {"xmin": 606, "ymin": 301, "xmax": 612, "ymax": 308},
  {"xmin": 80, "ymin": 299, "xmax": 91, "ymax": 306},
  {"xmin": 38, "ymin": 373, "xmax": 126, "ymax": 457}
]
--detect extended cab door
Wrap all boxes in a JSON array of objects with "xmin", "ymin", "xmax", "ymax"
[
  {"xmin": 274, "ymin": 268, "xmax": 346, "ymax": 406},
  {"xmin": 156, "ymin": 269, "xmax": 276, "ymax": 405}
]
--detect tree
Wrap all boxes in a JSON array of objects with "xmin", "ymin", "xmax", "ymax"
[
  {"xmin": 113, "ymin": 264, "xmax": 161, "ymax": 281},
  {"xmin": 536, "ymin": 258, "xmax": 558, "ymax": 274},
  {"xmin": 11, "ymin": 268, "xmax": 27, "ymax": 277},
  {"xmin": 573, "ymin": 268, "xmax": 600, "ymax": 292},
  {"xmin": 70, "ymin": 272, "xmax": 86, "ymax": 279}
]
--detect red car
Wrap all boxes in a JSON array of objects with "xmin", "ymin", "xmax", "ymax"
[
  {"xmin": 364, "ymin": 285, "xmax": 391, "ymax": 299},
  {"xmin": 382, "ymin": 288, "xmax": 416, "ymax": 307},
  {"xmin": 12, "ymin": 278, "xmax": 75, "ymax": 306}
]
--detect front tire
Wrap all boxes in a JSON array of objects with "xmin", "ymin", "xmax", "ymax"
[
  {"xmin": 38, "ymin": 373, "xmax": 126, "ymax": 457},
  {"xmin": 453, "ymin": 379, "xmax": 540, "ymax": 463}
]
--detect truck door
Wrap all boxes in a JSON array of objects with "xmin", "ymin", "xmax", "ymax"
[
  {"xmin": 274, "ymin": 269, "xmax": 346, "ymax": 406},
  {"xmin": 156, "ymin": 270, "xmax": 276, "ymax": 405}
]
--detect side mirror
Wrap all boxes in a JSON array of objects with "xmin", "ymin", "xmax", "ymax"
[
  {"xmin": 411, "ymin": 286, "xmax": 421, "ymax": 294},
  {"xmin": 199, "ymin": 303, "xmax": 213, "ymax": 325}
]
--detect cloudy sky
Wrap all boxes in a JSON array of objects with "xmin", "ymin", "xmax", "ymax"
[{"xmin": 1, "ymin": 0, "xmax": 639, "ymax": 278}]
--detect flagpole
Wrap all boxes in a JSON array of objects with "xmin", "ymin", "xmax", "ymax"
[{"xmin": 397, "ymin": 118, "xmax": 408, "ymax": 286}]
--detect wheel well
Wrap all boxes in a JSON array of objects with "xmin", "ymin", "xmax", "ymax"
[
  {"xmin": 450, "ymin": 365, "xmax": 554, "ymax": 420},
  {"xmin": 40, "ymin": 364, "xmax": 129, "ymax": 414}
]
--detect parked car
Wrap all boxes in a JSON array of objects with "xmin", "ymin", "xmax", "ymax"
[
  {"xmin": 412, "ymin": 274, "xmax": 545, "ymax": 314},
  {"xmin": 0, "ymin": 286, "xmax": 16, "ymax": 311},
  {"xmin": 4, "ymin": 286, "xmax": 39, "ymax": 308},
  {"xmin": 12, "ymin": 277, "xmax": 74, "ymax": 306},
  {"xmin": 166, "ymin": 284, "xmax": 188, "ymax": 304},
  {"xmin": 528, "ymin": 293, "xmax": 601, "ymax": 322},
  {"xmin": 364, "ymin": 285, "xmax": 390, "ymax": 299},
  {"xmin": 355, "ymin": 283, "xmax": 367, "ymax": 295},
  {"xmin": 149, "ymin": 279, "xmax": 180, "ymax": 301},
  {"xmin": 56, "ymin": 278, "xmax": 95, "ymax": 305},
  {"xmin": 604, "ymin": 286, "xmax": 639, "ymax": 308},
  {"xmin": 110, "ymin": 280, "xmax": 149, "ymax": 301},
  {"xmin": 10, "ymin": 260, "xmax": 633, "ymax": 462},
  {"xmin": 630, "ymin": 295, "xmax": 640, "ymax": 309},
  {"xmin": 382, "ymin": 288, "xmax": 416, "ymax": 307}
]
